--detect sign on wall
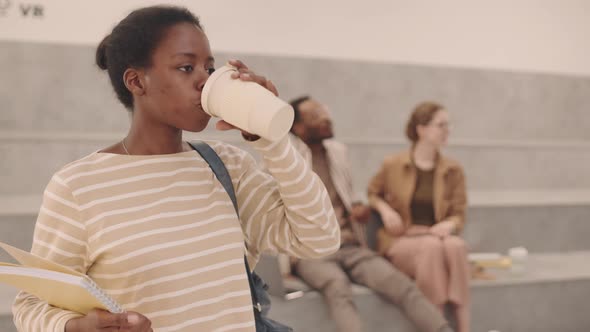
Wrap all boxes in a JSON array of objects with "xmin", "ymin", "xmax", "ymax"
[{"xmin": 0, "ymin": 0, "xmax": 44, "ymax": 18}]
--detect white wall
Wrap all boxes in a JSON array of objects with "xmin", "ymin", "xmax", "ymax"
[{"xmin": 1, "ymin": 0, "xmax": 589, "ymax": 76}]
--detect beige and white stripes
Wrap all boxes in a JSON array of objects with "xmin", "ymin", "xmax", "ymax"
[{"xmin": 12, "ymin": 136, "xmax": 340, "ymax": 332}]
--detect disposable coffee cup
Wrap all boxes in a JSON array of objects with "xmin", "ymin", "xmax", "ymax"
[{"xmin": 201, "ymin": 64, "xmax": 294, "ymax": 141}]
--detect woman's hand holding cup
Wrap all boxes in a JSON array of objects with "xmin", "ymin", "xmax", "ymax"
[
  {"xmin": 227, "ymin": 59, "xmax": 279, "ymax": 96},
  {"xmin": 203, "ymin": 59, "xmax": 293, "ymax": 141}
]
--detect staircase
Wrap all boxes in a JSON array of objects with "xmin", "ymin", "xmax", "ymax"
[
  {"xmin": 1, "ymin": 40, "xmax": 589, "ymax": 332},
  {"xmin": 263, "ymin": 198, "xmax": 590, "ymax": 332}
]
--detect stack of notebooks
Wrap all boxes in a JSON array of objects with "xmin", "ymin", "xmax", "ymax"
[{"xmin": 0, "ymin": 242, "xmax": 123, "ymax": 314}]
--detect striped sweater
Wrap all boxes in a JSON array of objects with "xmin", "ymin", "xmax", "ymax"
[{"xmin": 12, "ymin": 136, "xmax": 340, "ymax": 332}]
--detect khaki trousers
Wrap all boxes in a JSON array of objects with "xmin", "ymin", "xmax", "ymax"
[{"xmin": 295, "ymin": 246, "xmax": 448, "ymax": 332}]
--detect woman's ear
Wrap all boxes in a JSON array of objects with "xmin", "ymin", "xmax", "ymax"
[
  {"xmin": 123, "ymin": 68, "xmax": 146, "ymax": 97},
  {"xmin": 415, "ymin": 124, "xmax": 426, "ymax": 140}
]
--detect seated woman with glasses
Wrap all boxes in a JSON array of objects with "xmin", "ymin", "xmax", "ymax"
[{"xmin": 368, "ymin": 101, "xmax": 470, "ymax": 332}]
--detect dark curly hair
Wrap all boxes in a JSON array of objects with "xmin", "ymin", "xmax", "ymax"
[
  {"xmin": 96, "ymin": 6, "xmax": 202, "ymax": 110},
  {"xmin": 288, "ymin": 95, "xmax": 311, "ymax": 131}
]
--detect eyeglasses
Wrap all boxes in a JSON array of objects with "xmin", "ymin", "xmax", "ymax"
[{"xmin": 428, "ymin": 122, "xmax": 450, "ymax": 130}]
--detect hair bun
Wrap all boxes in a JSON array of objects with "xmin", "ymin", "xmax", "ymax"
[{"xmin": 95, "ymin": 35, "xmax": 110, "ymax": 70}]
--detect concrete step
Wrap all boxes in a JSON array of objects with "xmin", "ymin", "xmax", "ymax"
[
  {"xmin": 0, "ymin": 315, "xmax": 15, "ymax": 332},
  {"xmin": 465, "ymin": 199, "xmax": 590, "ymax": 253},
  {"xmin": 2, "ymin": 191, "xmax": 590, "ymax": 261},
  {"xmin": 360, "ymin": 191, "xmax": 590, "ymax": 254},
  {"xmin": 266, "ymin": 251, "xmax": 590, "ymax": 332},
  {"xmin": 3, "ymin": 41, "xmax": 590, "ymax": 143},
  {"xmin": 349, "ymin": 142, "xmax": 590, "ymax": 195},
  {"xmin": 0, "ymin": 214, "xmax": 36, "ymax": 263},
  {"xmin": 0, "ymin": 284, "xmax": 17, "ymax": 332},
  {"xmin": 0, "ymin": 131, "xmax": 247, "ymax": 196},
  {"xmin": 2, "ymin": 137, "xmax": 590, "ymax": 196},
  {"xmin": 1, "ymin": 243, "xmax": 589, "ymax": 331},
  {"xmin": 0, "ymin": 195, "xmax": 39, "ymax": 262}
]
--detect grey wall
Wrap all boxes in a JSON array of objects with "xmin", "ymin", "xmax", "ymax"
[{"xmin": 1, "ymin": 41, "xmax": 589, "ymax": 197}]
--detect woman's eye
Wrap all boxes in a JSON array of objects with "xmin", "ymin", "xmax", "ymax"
[
  {"xmin": 179, "ymin": 65, "xmax": 193, "ymax": 73},
  {"xmin": 207, "ymin": 67, "xmax": 215, "ymax": 75}
]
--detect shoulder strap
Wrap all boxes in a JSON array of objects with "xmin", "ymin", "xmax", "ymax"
[
  {"xmin": 189, "ymin": 141, "xmax": 239, "ymax": 214},
  {"xmin": 188, "ymin": 141, "xmax": 262, "ymax": 311}
]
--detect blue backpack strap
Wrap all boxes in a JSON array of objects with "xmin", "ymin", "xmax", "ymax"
[
  {"xmin": 188, "ymin": 141, "xmax": 262, "ymax": 311},
  {"xmin": 188, "ymin": 141, "xmax": 239, "ymax": 215}
]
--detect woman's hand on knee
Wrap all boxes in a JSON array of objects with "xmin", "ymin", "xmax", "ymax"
[
  {"xmin": 379, "ymin": 207, "xmax": 404, "ymax": 236},
  {"xmin": 430, "ymin": 220, "xmax": 457, "ymax": 237}
]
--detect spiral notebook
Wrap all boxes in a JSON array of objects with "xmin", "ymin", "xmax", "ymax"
[{"xmin": 0, "ymin": 242, "xmax": 123, "ymax": 314}]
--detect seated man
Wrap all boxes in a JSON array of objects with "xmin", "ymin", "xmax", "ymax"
[{"xmin": 288, "ymin": 96, "xmax": 453, "ymax": 332}]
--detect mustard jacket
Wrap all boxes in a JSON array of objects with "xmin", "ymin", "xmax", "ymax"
[{"xmin": 368, "ymin": 150, "xmax": 467, "ymax": 232}]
